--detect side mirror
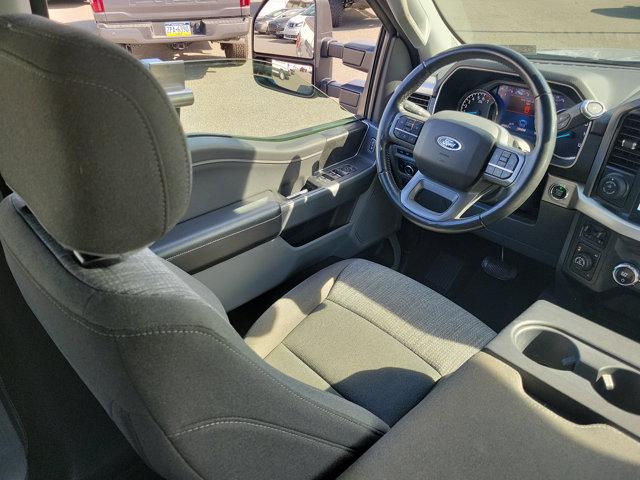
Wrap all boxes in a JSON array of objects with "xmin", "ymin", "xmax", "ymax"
[{"xmin": 252, "ymin": 0, "xmax": 334, "ymax": 84}]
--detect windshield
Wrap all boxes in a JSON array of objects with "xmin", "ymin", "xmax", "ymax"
[{"xmin": 432, "ymin": 1, "xmax": 640, "ymax": 66}]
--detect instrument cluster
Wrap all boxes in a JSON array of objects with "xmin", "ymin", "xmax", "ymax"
[{"xmin": 458, "ymin": 84, "xmax": 589, "ymax": 161}]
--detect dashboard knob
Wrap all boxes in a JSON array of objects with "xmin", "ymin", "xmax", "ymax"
[
  {"xmin": 613, "ymin": 263, "xmax": 640, "ymax": 287},
  {"xmin": 599, "ymin": 173, "xmax": 629, "ymax": 201},
  {"xmin": 573, "ymin": 253, "xmax": 594, "ymax": 271}
]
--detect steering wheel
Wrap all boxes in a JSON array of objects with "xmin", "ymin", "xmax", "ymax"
[{"xmin": 376, "ymin": 44, "xmax": 557, "ymax": 233}]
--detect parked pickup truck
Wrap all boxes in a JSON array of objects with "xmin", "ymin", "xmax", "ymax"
[{"xmin": 89, "ymin": 0, "xmax": 251, "ymax": 57}]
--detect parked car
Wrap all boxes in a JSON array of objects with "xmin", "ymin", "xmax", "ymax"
[
  {"xmin": 89, "ymin": 0, "xmax": 250, "ymax": 57},
  {"xmin": 295, "ymin": 16, "xmax": 314, "ymax": 58},
  {"xmin": 254, "ymin": 8, "xmax": 291, "ymax": 34},
  {"xmin": 267, "ymin": 10, "xmax": 299, "ymax": 38},
  {"xmin": 283, "ymin": 4, "xmax": 315, "ymax": 42},
  {"xmin": 254, "ymin": 8, "xmax": 287, "ymax": 34}
]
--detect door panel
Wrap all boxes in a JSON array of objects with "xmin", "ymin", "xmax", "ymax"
[
  {"xmin": 152, "ymin": 122, "xmax": 401, "ymax": 309},
  {"xmin": 153, "ymin": 192, "xmax": 282, "ymax": 273},
  {"xmin": 183, "ymin": 121, "xmax": 367, "ymax": 220}
]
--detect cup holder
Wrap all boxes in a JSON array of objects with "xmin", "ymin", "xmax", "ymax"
[
  {"xmin": 515, "ymin": 327, "xmax": 580, "ymax": 371},
  {"xmin": 594, "ymin": 367, "xmax": 640, "ymax": 415}
]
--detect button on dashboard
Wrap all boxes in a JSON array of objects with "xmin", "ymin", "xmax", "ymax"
[{"xmin": 550, "ymin": 184, "xmax": 568, "ymax": 200}]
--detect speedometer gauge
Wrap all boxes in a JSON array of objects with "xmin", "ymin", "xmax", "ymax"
[{"xmin": 459, "ymin": 90, "xmax": 498, "ymax": 121}]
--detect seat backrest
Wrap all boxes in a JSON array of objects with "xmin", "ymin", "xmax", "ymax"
[{"xmin": 0, "ymin": 14, "xmax": 386, "ymax": 480}]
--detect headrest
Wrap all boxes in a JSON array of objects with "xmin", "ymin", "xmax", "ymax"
[{"xmin": 0, "ymin": 15, "xmax": 192, "ymax": 256}]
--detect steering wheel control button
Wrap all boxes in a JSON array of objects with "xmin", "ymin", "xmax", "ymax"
[
  {"xmin": 550, "ymin": 184, "xmax": 568, "ymax": 200},
  {"xmin": 394, "ymin": 128, "xmax": 417, "ymax": 145},
  {"xmin": 485, "ymin": 149, "xmax": 519, "ymax": 183},
  {"xmin": 394, "ymin": 115, "xmax": 424, "ymax": 146},
  {"xmin": 613, "ymin": 263, "xmax": 640, "ymax": 287}
]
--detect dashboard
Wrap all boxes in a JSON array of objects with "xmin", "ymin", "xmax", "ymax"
[
  {"xmin": 457, "ymin": 84, "xmax": 589, "ymax": 161},
  {"xmin": 430, "ymin": 66, "xmax": 594, "ymax": 168},
  {"xmin": 389, "ymin": 60, "xmax": 640, "ymax": 297}
]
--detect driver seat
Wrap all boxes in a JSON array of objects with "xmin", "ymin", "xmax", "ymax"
[{"xmin": 0, "ymin": 15, "xmax": 495, "ymax": 480}]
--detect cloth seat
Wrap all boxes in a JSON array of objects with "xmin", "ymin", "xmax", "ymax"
[
  {"xmin": 0, "ymin": 14, "xmax": 496, "ymax": 479},
  {"xmin": 246, "ymin": 259, "xmax": 496, "ymax": 425}
]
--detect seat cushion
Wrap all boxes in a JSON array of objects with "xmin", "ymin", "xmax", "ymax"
[{"xmin": 246, "ymin": 259, "xmax": 495, "ymax": 425}]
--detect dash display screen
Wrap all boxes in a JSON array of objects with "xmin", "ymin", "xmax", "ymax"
[{"xmin": 494, "ymin": 84, "xmax": 536, "ymax": 138}]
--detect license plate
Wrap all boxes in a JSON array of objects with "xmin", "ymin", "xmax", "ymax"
[{"xmin": 165, "ymin": 22, "xmax": 191, "ymax": 37}]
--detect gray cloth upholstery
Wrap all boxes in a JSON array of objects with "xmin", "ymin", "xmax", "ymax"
[
  {"xmin": 0, "ymin": 196, "xmax": 389, "ymax": 480},
  {"xmin": 339, "ymin": 352, "xmax": 640, "ymax": 480},
  {"xmin": 0, "ymin": 14, "xmax": 497, "ymax": 480},
  {"xmin": 246, "ymin": 259, "xmax": 496, "ymax": 425},
  {"xmin": 0, "ymin": 15, "xmax": 191, "ymax": 256}
]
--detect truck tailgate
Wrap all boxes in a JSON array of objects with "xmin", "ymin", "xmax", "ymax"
[{"xmin": 102, "ymin": 0, "xmax": 249, "ymax": 23}]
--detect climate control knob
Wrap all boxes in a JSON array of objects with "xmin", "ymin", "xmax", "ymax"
[{"xmin": 613, "ymin": 263, "xmax": 640, "ymax": 287}]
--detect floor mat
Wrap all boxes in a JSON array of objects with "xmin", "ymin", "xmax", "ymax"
[
  {"xmin": 399, "ymin": 224, "xmax": 555, "ymax": 333},
  {"xmin": 423, "ymin": 253, "xmax": 464, "ymax": 294}
]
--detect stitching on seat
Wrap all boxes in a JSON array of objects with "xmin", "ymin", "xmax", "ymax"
[
  {"xmin": 0, "ymin": 48, "xmax": 169, "ymax": 233},
  {"xmin": 255, "ymin": 260, "xmax": 353, "ymax": 359},
  {"xmin": 324, "ymin": 297, "xmax": 443, "ymax": 376},
  {"xmin": 168, "ymin": 417, "xmax": 357, "ymax": 453},
  {"xmin": 278, "ymin": 344, "xmax": 345, "ymax": 399},
  {"xmin": 0, "ymin": 241, "xmax": 387, "ymax": 437}
]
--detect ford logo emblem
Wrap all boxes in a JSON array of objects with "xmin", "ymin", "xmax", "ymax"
[{"xmin": 436, "ymin": 136, "xmax": 462, "ymax": 151}]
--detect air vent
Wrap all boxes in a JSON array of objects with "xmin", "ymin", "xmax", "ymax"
[
  {"xmin": 407, "ymin": 92, "xmax": 431, "ymax": 110},
  {"xmin": 607, "ymin": 111, "xmax": 640, "ymax": 175}
]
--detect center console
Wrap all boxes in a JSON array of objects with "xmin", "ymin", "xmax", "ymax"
[
  {"xmin": 489, "ymin": 301, "xmax": 640, "ymax": 436},
  {"xmin": 339, "ymin": 301, "xmax": 640, "ymax": 479},
  {"xmin": 559, "ymin": 212, "xmax": 640, "ymax": 292}
]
